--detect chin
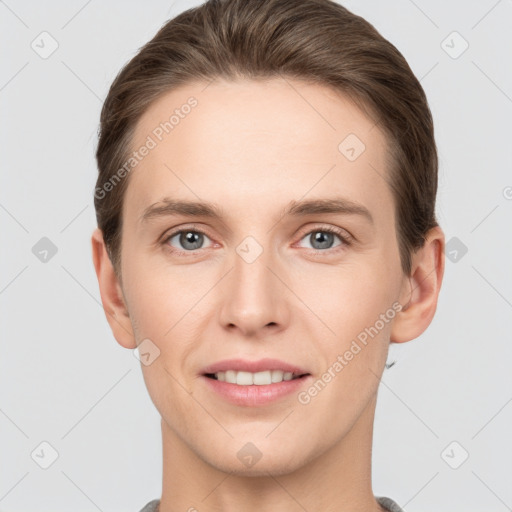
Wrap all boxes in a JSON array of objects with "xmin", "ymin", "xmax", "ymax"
[
  {"xmin": 202, "ymin": 442, "xmax": 311, "ymax": 478},
  {"xmin": 211, "ymin": 457, "xmax": 307, "ymax": 478}
]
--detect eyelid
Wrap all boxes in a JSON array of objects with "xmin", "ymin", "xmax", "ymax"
[
  {"xmin": 294, "ymin": 223, "xmax": 354, "ymax": 245},
  {"xmin": 161, "ymin": 223, "xmax": 213, "ymax": 241},
  {"xmin": 161, "ymin": 224, "xmax": 216, "ymax": 253}
]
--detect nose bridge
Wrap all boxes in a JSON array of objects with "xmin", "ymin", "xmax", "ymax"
[
  {"xmin": 232, "ymin": 233, "xmax": 276, "ymax": 304},
  {"xmin": 219, "ymin": 232, "xmax": 285, "ymax": 333}
]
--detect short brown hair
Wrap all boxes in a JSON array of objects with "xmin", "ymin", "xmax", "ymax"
[{"xmin": 94, "ymin": 0, "xmax": 438, "ymax": 278}]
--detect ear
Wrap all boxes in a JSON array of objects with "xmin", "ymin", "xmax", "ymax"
[
  {"xmin": 390, "ymin": 225, "xmax": 445, "ymax": 343},
  {"xmin": 91, "ymin": 227, "xmax": 136, "ymax": 349}
]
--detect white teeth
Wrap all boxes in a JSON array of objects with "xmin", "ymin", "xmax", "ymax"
[{"xmin": 213, "ymin": 370, "xmax": 299, "ymax": 385}]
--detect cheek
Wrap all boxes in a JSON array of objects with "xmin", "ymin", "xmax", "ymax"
[
  {"xmin": 299, "ymin": 271, "xmax": 394, "ymax": 422},
  {"xmin": 298, "ymin": 258, "xmax": 398, "ymax": 333},
  {"xmin": 122, "ymin": 258, "xmax": 197, "ymax": 416},
  {"xmin": 124, "ymin": 276, "xmax": 171, "ymax": 338},
  {"xmin": 121, "ymin": 253, "xmax": 210, "ymax": 376},
  {"xmin": 299, "ymin": 260, "xmax": 398, "ymax": 384},
  {"xmin": 121, "ymin": 243, "xmax": 190, "ymax": 329}
]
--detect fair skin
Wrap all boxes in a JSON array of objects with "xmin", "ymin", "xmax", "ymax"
[{"xmin": 92, "ymin": 78, "xmax": 444, "ymax": 512}]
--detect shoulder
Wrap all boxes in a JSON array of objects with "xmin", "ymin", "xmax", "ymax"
[
  {"xmin": 376, "ymin": 496, "xmax": 405, "ymax": 512},
  {"xmin": 138, "ymin": 499, "xmax": 160, "ymax": 512}
]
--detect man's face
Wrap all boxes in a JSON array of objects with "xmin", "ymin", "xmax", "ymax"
[{"xmin": 119, "ymin": 78, "xmax": 407, "ymax": 475}]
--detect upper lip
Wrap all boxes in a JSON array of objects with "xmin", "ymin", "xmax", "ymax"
[{"xmin": 201, "ymin": 358, "xmax": 310, "ymax": 375}]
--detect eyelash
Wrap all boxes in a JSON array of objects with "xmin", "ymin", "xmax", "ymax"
[{"xmin": 161, "ymin": 225, "xmax": 352, "ymax": 257}]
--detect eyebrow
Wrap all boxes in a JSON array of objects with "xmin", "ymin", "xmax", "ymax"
[{"xmin": 139, "ymin": 197, "xmax": 373, "ymax": 225}]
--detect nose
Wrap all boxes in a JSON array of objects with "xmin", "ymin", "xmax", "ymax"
[{"xmin": 218, "ymin": 243, "xmax": 290, "ymax": 338}]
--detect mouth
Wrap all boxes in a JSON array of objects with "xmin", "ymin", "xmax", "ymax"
[
  {"xmin": 201, "ymin": 369, "xmax": 313, "ymax": 407},
  {"xmin": 201, "ymin": 358, "xmax": 311, "ymax": 386},
  {"xmin": 203, "ymin": 370, "xmax": 311, "ymax": 385},
  {"xmin": 204, "ymin": 370, "xmax": 311, "ymax": 386}
]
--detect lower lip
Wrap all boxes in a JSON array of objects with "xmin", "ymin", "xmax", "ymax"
[{"xmin": 201, "ymin": 375, "xmax": 312, "ymax": 407}]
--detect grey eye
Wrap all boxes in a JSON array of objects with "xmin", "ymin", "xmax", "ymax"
[
  {"xmin": 168, "ymin": 231, "xmax": 212, "ymax": 251},
  {"xmin": 299, "ymin": 230, "xmax": 343, "ymax": 251}
]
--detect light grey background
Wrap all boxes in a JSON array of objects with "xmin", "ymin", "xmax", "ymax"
[{"xmin": 1, "ymin": 1, "xmax": 511, "ymax": 511}]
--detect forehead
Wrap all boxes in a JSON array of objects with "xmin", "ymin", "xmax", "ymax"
[{"xmin": 124, "ymin": 78, "xmax": 392, "ymax": 223}]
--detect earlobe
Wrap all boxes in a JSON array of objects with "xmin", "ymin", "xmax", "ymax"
[
  {"xmin": 390, "ymin": 226, "xmax": 445, "ymax": 343},
  {"xmin": 91, "ymin": 228, "xmax": 136, "ymax": 349}
]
